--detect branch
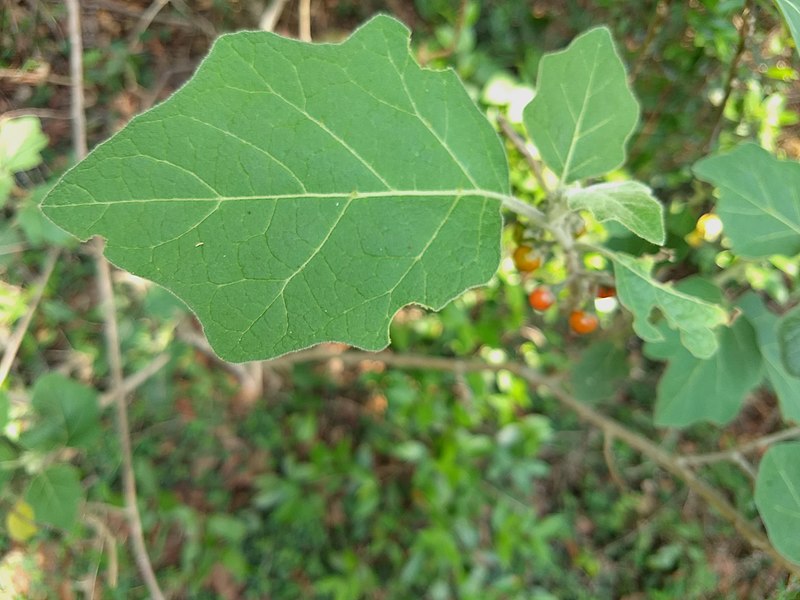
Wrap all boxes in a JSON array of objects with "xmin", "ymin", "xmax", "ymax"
[
  {"xmin": 259, "ymin": 0, "xmax": 290, "ymax": 31},
  {"xmin": 0, "ymin": 249, "xmax": 58, "ymax": 386},
  {"xmin": 679, "ymin": 427, "xmax": 800, "ymax": 468},
  {"xmin": 298, "ymin": 0, "xmax": 311, "ymax": 42},
  {"xmin": 99, "ymin": 353, "xmax": 171, "ymax": 408},
  {"xmin": 64, "ymin": 0, "xmax": 164, "ymax": 596},
  {"xmin": 263, "ymin": 347, "xmax": 800, "ymax": 577},
  {"xmin": 496, "ymin": 113, "xmax": 549, "ymax": 194},
  {"xmin": 706, "ymin": 0, "xmax": 754, "ymax": 152}
]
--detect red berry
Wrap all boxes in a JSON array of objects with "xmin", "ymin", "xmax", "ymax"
[
  {"xmin": 597, "ymin": 285, "xmax": 616, "ymax": 299},
  {"xmin": 569, "ymin": 310, "xmax": 599, "ymax": 335},
  {"xmin": 528, "ymin": 287, "xmax": 555, "ymax": 311},
  {"xmin": 513, "ymin": 245, "xmax": 541, "ymax": 272}
]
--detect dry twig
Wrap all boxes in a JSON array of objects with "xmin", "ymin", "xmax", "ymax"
[
  {"xmin": 64, "ymin": 0, "xmax": 164, "ymax": 597},
  {"xmin": 0, "ymin": 249, "xmax": 59, "ymax": 386},
  {"xmin": 299, "ymin": 0, "xmax": 311, "ymax": 41}
]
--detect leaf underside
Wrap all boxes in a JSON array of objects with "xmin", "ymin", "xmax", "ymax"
[
  {"xmin": 42, "ymin": 16, "xmax": 509, "ymax": 361},
  {"xmin": 523, "ymin": 26, "xmax": 639, "ymax": 184},
  {"xmin": 612, "ymin": 254, "xmax": 728, "ymax": 359},
  {"xmin": 693, "ymin": 143, "xmax": 800, "ymax": 259},
  {"xmin": 755, "ymin": 442, "xmax": 800, "ymax": 564}
]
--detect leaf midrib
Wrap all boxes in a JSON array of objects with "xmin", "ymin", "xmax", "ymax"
[{"xmin": 46, "ymin": 188, "xmax": 510, "ymax": 208}]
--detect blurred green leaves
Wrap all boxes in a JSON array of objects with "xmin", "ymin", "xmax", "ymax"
[{"xmin": 693, "ymin": 144, "xmax": 800, "ymax": 258}]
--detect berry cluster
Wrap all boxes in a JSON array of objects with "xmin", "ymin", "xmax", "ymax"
[{"xmin": 512, "ymin": 243, "xmax": 614, "ymax": 336}]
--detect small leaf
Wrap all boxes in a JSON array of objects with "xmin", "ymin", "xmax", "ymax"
[
  {"xmin": 523, "ymin": 27, "xmax": 639, "ymax": 183},
  {"xmin": 567, "ymin": 181, "xmax": 664, "ymax": 244},
  {"xmin": 20, "ymin": 373, "xmax": 100, "ymax": 450},
  {"xmin": 612, "ymin": 253, "xmax": 728, "ymax": 359},
  {"xmin": 645, "ymin": 317, "xmax": 763, "ymax": 427},
  {"xmin": 755, "ymin": 442, "xmax": 800, "ymax": 564},
  {"xmin": 775, "ymin": 0, "xmax": 800, "ymax": 57},
  {"xmin": 0, "ymin": 439, "xmax": 17, "ymax": 490},
  {"xmin": 778, "ymin": 305, "xmax": 800, "ymax": 377},
  {"xmin": 42, "ymin": 15, "xmax": 508, "ymax": 362},
  {"xmin": 569, "ymin": 341, "xmax": 629, "ymax": 402},
  {"xmin": 25, "ymin": 464, "xmax": 82, "ymax": 530},
  {"xmin": 693, "ymin": 144, "xmax": 800, "ymax": 258},
  {"xmin": 6, "ymin": 500, "xmax": 37, "ymax": 542},
  {"xmin": 0, "ymin": 117, "xmax": 47, "ymax": 173},
  {"xmin": 739, "ymin": 293, "xmax": 800, "ymax": 422}
]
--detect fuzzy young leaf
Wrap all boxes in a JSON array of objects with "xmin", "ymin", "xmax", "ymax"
[
  {"xmin": 775, "ymin": 0, "xmax": 800, "ymax": 57},
  {"xmin": 567, "ymin": 181, "xmax": 664, "ymax": 244},
  {"xmin": 523, "ymin": 27, "xmax": 639, "ymax": 184},
  {"xmin": 612, "ymin": 253, "xmax": 728, "ymax": 359},
  {"xmin": 778, "ymin": 304, "xmax": 800, "ymax": 378},
  {"xmin": 755, "ymin": 442, "xmax": 800, "ymax": 563},
  {"xmin": 693, "ymin": 144, "xmax": 800, "ymax": 258},
  {"xmin": 739, "ymin": 293, "xmax": 800, "ymax": 422},
  {"xmin": 41, "ymin": 16, "xmax": 509, "ymax": 362}
]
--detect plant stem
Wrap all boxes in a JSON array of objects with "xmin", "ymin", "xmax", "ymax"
[
  {"xmin": 64, "ymin": 0, "xmax": 164, "ymax": 597},
  {"xmin": 706, "ymin": 0, "xmax": 754, "ymax": 152},
  {"xmin": 496, "ymin": 113, "xmax": 550, "ymax": 194},
  {"xmin": 0, "ymin": 248, "xmax": 58, "ymax": 387}
]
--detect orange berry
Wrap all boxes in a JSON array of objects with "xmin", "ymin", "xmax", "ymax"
[
  {"xmin": 569, "ymin": 310, "xmax": 599, "ymax": 335},
  {"xmin": 513, "ymin": 245, "xmax": 541, "ymax": 272},
  {"xmin": 528, "ymin": 286, "xmax": 555, "ymax": 311},
  {"xmin": 597, "ymin": 285, "xmax": 616, "ymax": 299}
]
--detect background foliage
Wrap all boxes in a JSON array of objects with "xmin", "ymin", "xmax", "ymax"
[{"xmin": 1, "ymin": 0, "xmax": 800, "ymax": 598}]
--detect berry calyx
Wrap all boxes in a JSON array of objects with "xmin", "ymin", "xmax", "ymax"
[
  {"xmin": 528, "ymin": 287, "xmax": 555, "ymax": 311},
  {"xmin": 569, "ymin": 310, "xmax": 599, "ymax": 335},
  {"xmin": 512, "ymin": 245, "xmax": 541, "ymax": 272},
  {"xmin": 597, "ymin": 285, "xmax": 616, "ymax": 299}
]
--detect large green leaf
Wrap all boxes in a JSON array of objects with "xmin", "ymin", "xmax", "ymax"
[
  {"xmin": 612, "ymin": 253, "xmax": 728, "ymax": 359},
  {"xmin": 20, "ymin": 373, "xmax": 100, "ymax": 450},
  {"xmin": 775, "ymin": 0, "xmax": 800, "ymax": 56},
  {"xmin": 693, "ymin": 144, "xmax": 800, "ymax": 258},
  {"xmin": 41, "ymin": 16, "xmax": 508, "ymax": 362},
  {"xmin": 523, "ymin": 27, "xmax": 639, "ymax": 184},
  {"xmin": 779, "ymin": 305, "xmax": 800, "ymax": 377},
  {"xmin": 755, "ymin": 442, "xmax": 800, "ymax": 564},
  {"xmin": 25, "ymin": 464, "xmax": 82, "ymax": 531},
  {"xmin": 739, "ymin": 293, "xmax": 800, "ymax": 422},
  {"xmin": 645, "ymin": 317, "xmax": 763, "ymax": 427},
  {"xmin": 567, "ymin": 181, "xmax": 664, "ymax": 244}
]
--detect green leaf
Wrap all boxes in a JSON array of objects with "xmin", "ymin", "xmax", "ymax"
[
  {"xmin": 41, "ymin": 15, "xmax": 508, "ymax": 362},
  {"xmin": 567, "ymin": 181, "xmax": 664, "ymax": 244},
  {"xmin": 16, "ymin": 184, "xmax": 76, "ymax": 248},
  {"xmin": 0, "ymin": 439, "xmax": 16, "ymax": 490},
  {"xmin": 20, "ymin": 373, "xmax": 100, "ymax": 450},
  {"xmin": 611, "ymin": 253, "xmax": 728, "ymax": 359},
  {"xmin": 25, "ymin": 464, "xmax": 82, "ymax": 530},
  {"xmin": 645, "ymin": 317, "xmax": 763, "ymax": 427},
  {"xmin": 569, "ymin": 341, "xmax": 629, "ymax": 402},
  {"xmin": 522, "ymin": 27, "xmax": 639, "ymax": 184},
  {"xmin": 693, "ymin": 144, "xmax": 800, "ymax": 258},
  {"xmin": 739, "ymin": 293, "xmax": 800, "ymax": 422},
  {"xmin": 0, "ymin": 116, "xmax": 47, "ymax": 173},
  {"xmin": 755, "ymin": 442, "xmax": 800, "ymax": 564},
  {"xmin": 775, "ymin": 0, "xmax": 800, "ymax": 57},
  {"xmin": 779, "ymin": 305, "xmax": 800, "ymax": 377}
]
